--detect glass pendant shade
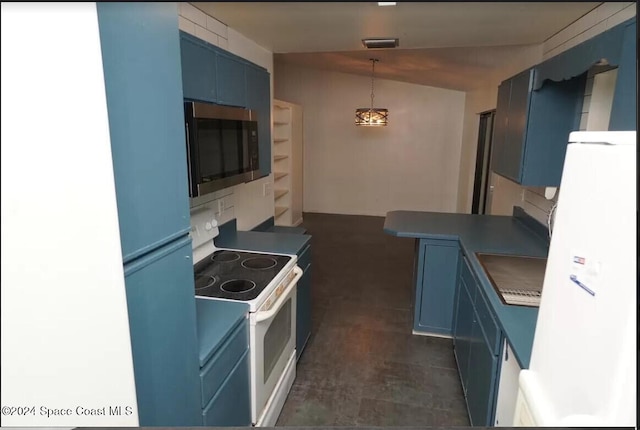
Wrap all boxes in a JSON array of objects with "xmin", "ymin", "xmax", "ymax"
[{"xmin": 355, "ymin": 108, "xmax": 388, "ymax": 126}]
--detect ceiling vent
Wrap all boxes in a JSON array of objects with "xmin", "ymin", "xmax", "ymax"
[{"xmin": 362, "ymin": 38, "xmax": 399, "ymax": 49}]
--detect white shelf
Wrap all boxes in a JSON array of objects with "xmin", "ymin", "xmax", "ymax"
[
  {"xmin": 274, "ymin": 171, "xmax": 288, "ymax": 180},
  {"xmin": 272, "ymin": 99, "xmax": 303, "ymax": 227},
  {"xmin": 274, "ymin": 189, "xmax": 289, "ymax": 200}
]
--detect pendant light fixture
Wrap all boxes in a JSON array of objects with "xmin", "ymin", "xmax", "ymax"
[{"xmin": 355, "ymin": 58, "xmax": 388, "ymax": 126}]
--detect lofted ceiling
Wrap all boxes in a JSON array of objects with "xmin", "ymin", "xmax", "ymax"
[{"xmin": 193, "ymin": 2, "xmax": 602, "ymax": 91}]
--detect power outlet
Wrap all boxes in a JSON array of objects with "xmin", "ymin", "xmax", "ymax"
[{"xmin": 263, "ymin": 182, "xmax": 272, "ymax": 197}]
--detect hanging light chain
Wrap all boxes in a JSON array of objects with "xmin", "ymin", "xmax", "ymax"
[{"xmin": 370, "ymin": 58, "xmax": 378, "ymax": 115}]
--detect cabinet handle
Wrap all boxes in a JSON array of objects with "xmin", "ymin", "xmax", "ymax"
[{"xmin": 505, "ymin": 346, "xmax": 509, "ymax": 361}]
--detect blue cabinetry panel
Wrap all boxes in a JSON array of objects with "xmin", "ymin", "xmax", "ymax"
[
  {"xmin": 180, "ymin": 32, "xmax": 217, "ymax": 103},
  {"xmin": 414, "ymin": 239, "xmax": 460, "ymax": 336},
  {"xmin": 501, "ymin": 69, "xmax": 532, "ymax": 182},
  {"xmin": 202, "ymin": 350, "xmax": 251, "ymax": 426},
  {"xmin": 246, "ymin": 64, "xmax": 272, "ymax": 177},
  {"xmin": 492, "ymin": 67, "xmax": 585, "ymax": 187},
  {"xmin": 199, "ymin": 318, "xmax": 248, "ymax": 408},
  {"xmin": 97, "ymin": 2, "xmax": 190, "ymax": 263},
  {"xmin": 217, "ymin": 53, "xmax": 247, "ymax": 107},
  {"xmin": 467, "ymin": 322, "xmax": 500, "ymax": 426},
  {"xmin": 297, "ymin": 264, "xmax": 312, "ymax": 359},
  {"xmin": 123, "ymin": 237, "xmax": 201, "ymax": 426},
  {"xmin": 522, "ymin": 72, "xmax": 585, "ymax": 186},
  {"xmin": 453, "ymin": 279, "xmax": 475, "ymax": 395},
  {"xmin": 609, "ymin": 20, "xmax": 637, "ymax": 131},
  {"xmin": 453, "ymin": 255, "xmax": 503, "ymax": 426}
]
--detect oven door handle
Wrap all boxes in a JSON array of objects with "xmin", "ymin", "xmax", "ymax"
[{"xmin": 254, "ymin": 266, "xmax": 303, "ymax": 323}]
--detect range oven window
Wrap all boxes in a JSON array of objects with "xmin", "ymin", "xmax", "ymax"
[{"xmin": 263, "ymin": 298, "xmax": 292, "ymax": 383}]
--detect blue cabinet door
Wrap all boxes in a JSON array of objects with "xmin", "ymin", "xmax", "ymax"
[
  {"xmin": 466, "ymin": 320, "xmax": 500, "ymax": 426},
  {"xmin": 414, "ymin": 239, "xmax": 460, "ymax": 336},
  {"xmin": 97, "ymin": 2, "xmax": 191, "ymax": 263},
  {"xmin": 296, "ymin": 264, "xmax": 312, "ymax": 359},
  {"xmin": 123, "ymin": 236, "xmax": 201, "ymax": 426},
  {"xmin": 245, "ymin": 64, "xmax": 272, "ymax": 177},
  {"xmin": 522, "ymin": 72, "xmax": 585, "ymax": 186},
  {"xmin": 453, "ymin": 278, "xmax": 475, "ymax": 395},
  {"xmin": 217, "ymin": 53, "xmax": 246, "ymax": 107},
  {"xmin": 202, "ymin": 350, "xmax": 251, "ymax": 426},
  {"xmin": 492, "ymin": 67, "xmax": 585, "ymax": 187},
  {"xmin": 609, "ymin": 20, "xmax": 636, "ymax": 131},
  {"xmin": 500, "ymin": 69, "xmax": 533, "ymax": 183},
  {"xmin": 491, "ymin": 80, "xmax": 511, "ymax": 180},
  {"xmin": 180, "ymin": 31, "xmax": 217, "ymax": 103}
]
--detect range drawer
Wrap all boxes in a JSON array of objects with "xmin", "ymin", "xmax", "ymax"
[
  {"xmin": 474, "ymin": 288, "xmax": 501, "ymax": 355},
  {"xmin": 202, "ymin": 350, "xmax": 251, "ymax": 426},
  {"xmin": 297, "ymin": 243, "xmax": 311, "ymax": 271},
  {"xmin": 200, "ymin": 318, "xmax": 248, "ymax": 407}
]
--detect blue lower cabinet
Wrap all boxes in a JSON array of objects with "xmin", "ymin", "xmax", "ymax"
[
  {"xmin": 296, "ymin": 242, "xmax": 312, "ymax": 360},
  {"xmin": 453, "ymin": 279, "xmax": 475, "ymax": 395},
  {"xmin": 202, "ymin": 350, "xmax": 251, "ymax": 426},
  {"xmin": 466, "ymin": 321, "xmax": 500, "ymax": 426},
  {"xmin": 123, "ymin": 236, "xmax": 201, "ymax": 426},
  {"xmin": 414, "ymin": 239, "xmax": 460, "ymax": 336},
  {"xmin": 452, "ymin": 255, "xmax": 503, "ymax": 426},
  {"xmin": 297, "ymin": 264, "xmax": 312, "ymax": 359}
]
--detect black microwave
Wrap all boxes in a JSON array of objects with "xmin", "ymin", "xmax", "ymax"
[{"xmin": 184, "ymin": 101, "xmax": 259, "ymax": 198}]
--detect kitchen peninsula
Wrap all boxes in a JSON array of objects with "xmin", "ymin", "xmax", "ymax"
[{"xmin": 384, "ymin": 209, "xmax": 549, "ymax": 426}]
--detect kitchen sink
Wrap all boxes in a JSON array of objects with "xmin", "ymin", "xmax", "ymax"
[{"xmin": 475, "ymin": 252, "xmax": 547, "ymax": 307}]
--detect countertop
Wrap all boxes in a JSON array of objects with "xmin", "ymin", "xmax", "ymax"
[
  {"xmin": 195, "ymin": 298, "xmax": 249, "ymax": 367},
  {"xmin": 215, "ymin": 230, "xmax": 311, "ymax": 256},
  {"xmin": 384, "ymin": 210, "xmax": 549, "ymax": 369}
]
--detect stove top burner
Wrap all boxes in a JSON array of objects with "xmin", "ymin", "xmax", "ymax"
[
  {"xmin": 212, "ymin": 252, "xmax": 240, "ymax": 263},
  {"xmin": 221, "ymin": 279, "xmax": 256, "ymax": 293},
  {"xmin": 194, "ymin": 250, "xmax": 292, "ymax": 301},
  {"xmin": 195, "ymin": 274, "xmax": 217, "ymax": 290},
  {"xmin": 242, "ymin": 257, "xmax": 277, "ymax": 270}
]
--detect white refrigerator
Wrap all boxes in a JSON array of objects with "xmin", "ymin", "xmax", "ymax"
[{"xmin": 514, "ymin": 131, "xmax": 637, "ymax": 427}]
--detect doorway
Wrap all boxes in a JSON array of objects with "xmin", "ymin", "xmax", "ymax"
[{"xmin": 471, "ymin": 110, "xmax": 495, "ymax": 214}]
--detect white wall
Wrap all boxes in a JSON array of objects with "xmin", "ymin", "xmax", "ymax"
[
  {"xmin": 179, "ymin": 3, "xmax": 275, "ymax": 230},
  {"xmin": 1, "ymin": 3, "xmax": 138, "ymax": 426},
  {"xmin": 457, "ymin": 2, "xmax": 635, "ymax": 223},
  {"xmin": 274, "ymin": 62, "xmax": 466, "ymax": 216}
]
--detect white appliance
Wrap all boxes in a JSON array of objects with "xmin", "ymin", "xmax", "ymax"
[
  {"xmin": 190, "ymin": 205, "xmax": 301, "ymax": 426},
  {"xmin": 514, "ymin": 131, "xmax": 636, "ymax": 426}
]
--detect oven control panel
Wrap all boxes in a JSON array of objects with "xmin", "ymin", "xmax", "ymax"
[{"xmin": 259, "ymin": 268, "xmax": 297, "ymax": 312}]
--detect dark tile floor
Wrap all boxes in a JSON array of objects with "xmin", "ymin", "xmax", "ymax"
[{"xmin": 276, "ymin": 213, "xmax": 470, "ymax": 427}]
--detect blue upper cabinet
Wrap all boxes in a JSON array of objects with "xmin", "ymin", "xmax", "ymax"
[
  {"xmin": 177, "ymin": 31, "xmax": 272, "ymax": 178},
  {"xmin": 217, "ymin": 53, "xmax": 247, "ymax": 107},
  {"xmin": 97, "ymin": 2, "xmax": 191, "ymax": 263},
  {"xmin": 609, "ymin": 20, "xmax": 636, "ymax": 131},
  {"xmin": 246, "ymin": 64, "xmax": 272, "ymax": 177},
  {"xmin": 491, "ymin": 68, "xmax": 585, "ymax": 187},
  {"xmin": 180, "ymin": 32, "xmax": 217, "ymax": 103}
]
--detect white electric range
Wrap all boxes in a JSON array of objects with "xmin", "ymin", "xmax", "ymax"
[{"xmin": 190, "ymin": 206, "xmax": 301, "ymax": 427}]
